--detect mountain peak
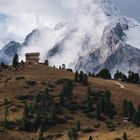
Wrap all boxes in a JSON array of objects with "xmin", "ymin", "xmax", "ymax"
[{"xmin": 0, "ymin": 0, "xmax": 140, "ymax": 74}]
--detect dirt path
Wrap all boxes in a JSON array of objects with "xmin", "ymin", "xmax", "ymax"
[{"xmin": 114, "ymin": 81, "xmax": 126, "ymax": 89}]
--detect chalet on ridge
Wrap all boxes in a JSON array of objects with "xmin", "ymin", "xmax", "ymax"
[{"xmin": 25, "ymin": 52, "xmax": 40, "ymax": 65}]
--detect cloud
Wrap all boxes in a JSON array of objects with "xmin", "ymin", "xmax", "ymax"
[
  {"xmin": 0, "ymin": 0, "xmax": 77, "ymax": 45},
  {"xmin": 43, "ymin": 0, "xmax": 109, "ymax": 68},
  {"xmin": 1, "ymin": 0, "xmax": 139, "ymax": 71},
  {"xmin": 0, "ymin": 0, "xmax": 109, "ymax": 68}
]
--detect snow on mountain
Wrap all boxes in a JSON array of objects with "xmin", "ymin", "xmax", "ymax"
[
  {"xmin": 0, "ymin": 41, "xmax": 22, "ymax": 64},
  {"xmin": 0, "ymin": 0, "xmax": 140, "ymax": 75},
  {"xmin": 125, "ymin": 24, "xmax": 140, "ymax": 49},
  {"xmin": 19, "ymin": 24, "xmax": 67, "ymax": 62},
  {"xmin": 47, "ymin": 0, "xmax": 140, "ymax": 74}
]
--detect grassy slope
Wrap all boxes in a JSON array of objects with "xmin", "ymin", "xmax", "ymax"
[{"xmin": 0, "ymin": 64, "xmax": 140, "ymax": 140}]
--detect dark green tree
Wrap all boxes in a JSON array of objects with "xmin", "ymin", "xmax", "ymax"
[
  {"xmin": 88, "ymin": 136, "xmax": 93, "ymax": 140},
  {"xmin": 59, "ymin": 88, "xmax": 65, "ymax": 104},
  {"xmin": 44, "ymin": 88, "xmax": 50, "ymax": 100},
  {"xmin": 1, "ymin": 62, "xmax": 5, "ymax": 67},
  {"xmin": 34, "ymin": 109, "xmax": 41, "ymax": 129},
  {"xmin": 87, "ymin": 98, "xmax": 93, "ymax": 113},
  {"xmin": 66, "ymin": 80, "xmax": 73, "ymax": 99},
  {"xmin": 138, "ymin": 104, "xmax": 140, "ymax": 112},
  {"xmin": 96, "ymin": 69, "xmax": 111, "ymax": 79},
  {"xmin": 133, "ymin": 111, "xmax": 140, "ymax": 126},
  {"xmin": 12, "ymin": 54, "xmax": 19, "ymax": 69},
  {"xmin": 123, "ymin": 132, "xmax": 128, "ymax": 140},
  {"xmin": 96, "ymin": 102, "xmax": 101, "ymax": 120},
  {"xmin": 88, "ymin": 72, "xmax": 92, "ymax": 77},
  {"xmin": 92, "ymin": 72, "xmax": 95, "ymax": 77},
  {"xmin": 83, "ymin": 74, "xmax": 88, "ymax": 86},
  {"xmin": 68, "ymin": 127, "xmax": 79, "ymax": 140},
  {"xmin": 114, "ymin": 70, "xmax": 120, "ymax": 80},
  {"xmin": 75, "ymin": 71, "xmax": 79, "ymax": 82},
  {"xmin": 128, "ymin": 101, "xmax": 135, "ymax": 120},
  {"xmin": 21, "ymin": 102, "xmax": 29, "ymax": 130},
  {"xmin": 87, "ymin": 87, "xmax": 92, "ymax": 102},
  {"xmin": 4, "ymin": 106, "xmax": 9, "ymax": 128},
  {"xmin": 104, "ymin": 91, "xmax": 111, "ymax": 115},
  {"xmin": 76, "ymin": 120, "xmax": 81, "ymax": 132},
  {"xmin": 123, "ymin": 100, "xmax": 129, "ymax": 117},
  {"xmin": 122, "ymin": 74, "xmax": 128, "ymax": 81},
  {"xmin": 79, "ymin": 71, "xmax": 84, "ymax": 83},
  {"xmin": 59, "ymin": 80, "xmax": 74, "ymax": 101},
  {"xmin": 128, "ymin": 71, "xmax": 140, "ymax": 83},
  {"xmin": 100, "ymin": 95, "xmax": 105, "ymax": 113},
  {"xmin": 38, "ymin": 127, "xmax": 45, "ymax": 140},
  {"xmin": 49, "ymin": 104, "xmax": 56, "ymax": 121}
]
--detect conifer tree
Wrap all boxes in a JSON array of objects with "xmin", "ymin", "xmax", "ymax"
[
  {"xmin": 49, "ymin": 104, "xmax": 56, "ymax": 121},
  {"xmin": 123, "ymin": 100, "xmax": 129, "ymax": 117},
  {"xmin": 92, "ymin": 72, "xmax": 95, "ymax": 77},
  {"xmin": 21, "ymin": 102, "xmax": 29, "ymax": 130},
  {"xmin": 96, "ymin": 102, "xmax": 101, "ymax": 120},
  {"xmin": 128, "ymin": 101, "xmax": 135, "ymax": 120},
  {"xmin": 79, "ymin": 71, "xmax": 84, "ymax": 83},
  {"xmin": 75, "ymin": 71, "xmax": 79, "ymax": 82},
  {"xmin": 100, "ymin": 95, "xmax": 105, "ymax": 113},
  {"xmin": 44, "ymin": 88, "xmax": 49, "ymax": 100},
  {"xmin": 88, "ymin": 72, "xmax": 92, "ymax": 77},
  {"xmin": 123, "ymin": 132, "xmax": 128, "ymax": 140},
  {"xmin": 133, "ymin": 111, "xmax": 140, "ymax": 126},
  {"xmin": 104, "ymin": 91, "xmax": 111, "ymax": 115},
  {"xmin": 38, "ymin": 127, "xmax": 45, "ymax": 140},
  {"xmin": 4, "ymin": 106, "xmax": 9, "ymax": 128},
  {"xmin": 88, "ymin": 136, "xmax": 93, "ymax": 140},
  {"xmin": 59, "ymin": 89, "xmax": 65, "ymax": 104},
  {"xmin": 68, "ymin": 127, "xmax": 79, "ymax": 140},
  {"xmin": 96, "ymin": 69, "xmax": 111, "ymax": 79},
  {"xmin": 88, "ymin": 98, "xmax": 93, "ymax": 113},
  {"xmin": 83, "ymin": 74, "xmax": 88, "ymax": 85},
  {"xmin": 87, "ymin": 87, "xmax": 92, "ymax": 102},
  {"xmin": 76, "ymin": 120, "xmax": 81, "ymax": 132},
  {"xmin": 138, "ymin": 104, "xmax": 140, "ymax": 112},
  {"xmin": 12, "ymin": 54, "xmax": 19, "ymax": 68}
]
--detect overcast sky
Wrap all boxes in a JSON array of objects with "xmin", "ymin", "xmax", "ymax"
[
  {"xmin": 112, "ymin": 0, "xmax": 140, "ymax": 21},
  {"xmin": 0, "ymin": 0, "xmax": 139, "ymax": 47}
]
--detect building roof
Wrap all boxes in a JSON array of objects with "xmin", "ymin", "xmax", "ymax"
[{"xmin": 25, "ymin": 52, "xmax": 40, "ymax": 56}]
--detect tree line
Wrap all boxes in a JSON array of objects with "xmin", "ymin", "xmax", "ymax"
[{"xmin": 87, "ymin": 68, "xmax": 140, "ymax": 84}]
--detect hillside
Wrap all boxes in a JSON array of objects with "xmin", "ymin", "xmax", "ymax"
[{"xmin": 0, "ymin": 64, "xmax": 140, "ymax": 140}]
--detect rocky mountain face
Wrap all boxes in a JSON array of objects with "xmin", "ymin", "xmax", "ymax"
[
  {"xmin": 0, "ymin": 41, "xmax": 22, "ymax": 64},
  {"xmin": 46, "ymin": 0, "xmax": 140, "ymax": 75},
  {"xmin": 0, "ymin": 29, "xmax": 41, "ymax": 64},
  {"xmin": 75, "ymin": 23, "xmax": 140, "ymax": 74},
  {"xmin": 0, "ymin": 0, "xmax": 140, "ymax": 75}
]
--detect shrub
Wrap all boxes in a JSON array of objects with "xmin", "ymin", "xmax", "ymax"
[
  {"xmin": 64, "ymin": 102, "xmax": 79, "ymax": 111},
  {"xmin": 55, "ymin": 79, "xmax": 74, "ymax": 85},
  {"xmin": 15, "ymin": 95, "xmax": 28, "ymax": 100},
  {"xmin": 25, "ymin": 80, "xmax": 37, "ymax": 86},
  {"xmin": 94, "ymin": 123, "xmax": 100, "ymax": 128},
  {"xmin": 15, "ymin": 77, "xmax": 25, "ymax": 80},
  {"xmin": 106, "ymin": 121, "xmax": 115, "ymax": 131},
  {"xmin": 48, "ymin": 84, "xmax": 55, "ymax": 88},
  {"xmin": 15, "ymin": 95, "xmax": 33, "ymax": 101},
  {"xmin": 57, "ymin": 118, "xmax": 67, "ymax": 124},
  {"xmin": 10, "ymin": 107, "xmax": 19, "ymax": 112},
  {"xmin": 5, "ymin": 78, "xmax": 12, "ymax": 83},
  {"xmin": 114, "ymin": 138, "xmax": 122, "ymax": 140},
  {"xmin": 81, "ymin": 128, "xmax": 93, "ymax": 133}
]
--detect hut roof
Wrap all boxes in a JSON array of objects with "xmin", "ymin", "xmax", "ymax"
[{"xmin": 25, "ymin": 52, "xmax": 40, "ymax": 56}]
